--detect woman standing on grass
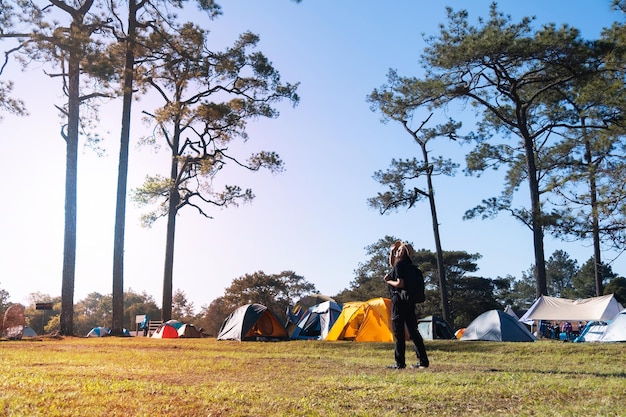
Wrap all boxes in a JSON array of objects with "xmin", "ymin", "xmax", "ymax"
[{"xmin": 384, "ymin": 241, "xmax": 429, "ymax": 369}]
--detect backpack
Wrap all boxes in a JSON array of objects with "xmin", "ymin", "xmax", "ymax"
[{"xmin": 400, "ymin": 264, "xmax": 426, "ymax": 304}]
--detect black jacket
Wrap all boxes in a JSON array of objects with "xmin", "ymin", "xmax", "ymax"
[{"xmin": 387, "ymin": 257, "xmax": 414, "ymax": 298}]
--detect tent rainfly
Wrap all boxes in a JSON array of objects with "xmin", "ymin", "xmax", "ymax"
[
  {"xmin": 326, "ymin": 297, "xmax": 394, "ymax": 342},
  {"xmin": 86, "ymin": 326, "xmax": 110, "ymax": 337},
  {"xmin": 519, "ymin": 294, "xmax": 623, "ymax": 324},
  {"xmin": 217, "ymin": 304, "xmax": 289, "ymax": 341},
  {"xmin": 152, "ymin": 323, "xmax": 179, "ymax": 338},
  {"xmin": 165, "ymin": 319, "xmax": 183, "ymax": 330},
  {"xmin": 291, "ymin": 300, "xmax": 342, "ymax": 340},
  {"xmin": 461, "ymin": 310, "xmax": 536, "ymax": 342},
  {"xmin": 285, "ymin": 294, "xmax": 336, "ymax": 336}
]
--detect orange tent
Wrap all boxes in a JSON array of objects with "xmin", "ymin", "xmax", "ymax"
[
  {"xmin": 217, "ymin": 304, "xmax": 289, "ymax": 341},
  {"xmin": 326, "ymin": 297, "xmax": 394, "ymax": 342}
]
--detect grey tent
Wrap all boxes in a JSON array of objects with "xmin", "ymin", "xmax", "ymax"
[
  {"xmin": 461, "ymin": 310, "xmax": 536, "ymax": 342},
  {"xmin": 23, "ymin": 326, "xmax": 37, "ymax": 337},
  {"xmin": 217, "ymin": 304, "xmax": 289, "ymax": 341},
  {"xmin": 417, "ymin": 315, "xmax": 455, "ymax": 340}
]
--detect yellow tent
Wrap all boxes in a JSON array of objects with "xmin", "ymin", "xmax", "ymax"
[{"xmin": 326, "ymin": 297, "xmax": 394, "ymax": 342}]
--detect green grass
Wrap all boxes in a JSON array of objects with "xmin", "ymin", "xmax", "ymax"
[{"xmin": 1, "ymin": 337, "xmax": 625, "ymax": 416}]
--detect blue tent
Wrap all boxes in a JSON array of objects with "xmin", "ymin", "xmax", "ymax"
[
  {"xmin": 285, "ymin": 294, "xmax": 336, "ymax": 336},
  {"xmin": 165, "ymin": 319, "xmax": 183, "ymax": 330},
  {"xmin": 86, "ymin": 326, "xmax": 110, "ymax": 337},
  {"xmin": 291, "ymin": 301, "xmax": 342, "ymax": 340}
]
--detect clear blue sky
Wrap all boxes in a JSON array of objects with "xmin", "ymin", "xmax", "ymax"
[{"xmin": 1, "ymin": 0, "xmax": 624, "ymax": 312}]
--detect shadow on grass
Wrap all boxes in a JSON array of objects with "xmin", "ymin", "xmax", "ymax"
[{"xmin": 484, "ymin": 367, "xmax": 626, "ymax": 379}]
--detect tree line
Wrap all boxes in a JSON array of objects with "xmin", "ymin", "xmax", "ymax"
[
  {"xmin": 1, "ymin": 2, "xmax": 624, "ymax": 335},
  {"xmin": 2, "ymin": 233, "xmax": 624, "ymax": 335}
]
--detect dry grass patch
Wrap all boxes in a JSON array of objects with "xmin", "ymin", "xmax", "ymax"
[{"xmin": 1, "ymin": 336, "xmax": 624, "ymax": 416}]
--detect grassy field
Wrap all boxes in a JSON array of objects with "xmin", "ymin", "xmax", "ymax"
[{"xmin": 0, "ymin": 336, "xmax": 625, "ymax": 417}]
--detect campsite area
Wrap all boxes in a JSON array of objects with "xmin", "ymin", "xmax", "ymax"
[{"xmin": 1, "ymin": 337, "xmax": 624, "ymax": 416}]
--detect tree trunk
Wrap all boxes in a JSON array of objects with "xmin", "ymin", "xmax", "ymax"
[
  {"xmin": 521, "ymin": 131, "xmax": 547, "ymax": 298},
  {"xmin": 527, "ymin": 157, "xmax": 548, "ymax": 298},
  {"xmin": 60, "ymin": 29, "xmax": 81, "ymax": 337},
  {"xmin": 583, "ymin": 124, "xmax": 603, "ymax": 296},
  {"xmin": 161, "ymin": 130, "xmax": 181, "ymax": 322},
  {"xmin": 161, "ymin": 186, "xmax": 179, "ymax": 322},
  {"xmin": 422, "ymin": 144, "xmax": 451, "ymax": 325},
  {"xmin": 427, "ymin": 176, "xmax": 451, "ymax": 325},
  {"xmin": 111, "ymin": 0, "xmax": 138, "ymax": 336}
]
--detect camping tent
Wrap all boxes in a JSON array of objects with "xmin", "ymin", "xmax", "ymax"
[
  {"xmin": 217, "ymin": 304, "xmax": 289, "ymax": 341},
  {"xmin": 290, "ymin": 300, "xmax": 342, "ymax": 340},
  {"xmin": 178, "ymin": 323, "xmax": 202, "ymax": 338},
  {"xmin": 285, "ymin": 294, "xmax": 336, "ymax": 337},
  {"xmin": 297, "ymin": 294, "xmax": 336, "ymax": 309},
  {"xmin": 87, "ymin": 326, "xmax": 110, "ymax": 337},
  {"xmin": 152, "ymin": 323, "xmax": 179, "ymax": 338},
  {"xmin": 23, "ymin": 326, "xmax": 37, "ymax": 337},
  {"xmin": 417, "ymin": 315, "xmax": 455, "ymax": 340},
  {"xmin": 326, "ymin": 297, "xmax": 394, "ymax": 342},
  {"xmin": 504, "ymin": 305, "xmax": 519, "ymax": 319},
  {"xmin": 461, "ymin": 310, "xmax": 536, "ymax": 342},
  {"xmin": 574, "ymin": 321, "xmax": 608, "ymax": 342},
  {"xmin": 165, "ymin": 319, "xmax": 183, "ymax": 330},
  {"xmin": 600, "ymin": 310, "xmax": 626, "ymax": 342},
  {"xmin": 519, "ymin": 294, "xmax": 623, "ymax": 324}
]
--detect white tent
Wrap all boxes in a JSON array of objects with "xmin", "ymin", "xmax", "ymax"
[
  {"xmin": 461, "ymin": 310, "xmax": 536, "ymax": 342},
  {"xmin": 519, "ymin": 294, "xmax": 623, "ymax": 324},
  {"xmin": 574, "ymin": 321, "xmax": 608, "ymax": 342},
  {"xmin": 599, "ymin": 310, "xmax": 626, "ymax": 342},
  {"xmin": 86, "ymin": 326, "xmax": 110, "ymax": 337}
]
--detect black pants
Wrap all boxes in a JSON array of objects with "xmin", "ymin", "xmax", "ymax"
[{"xmin": 391, "ymin": 294, "xmax": 429, "ymax": 367}]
